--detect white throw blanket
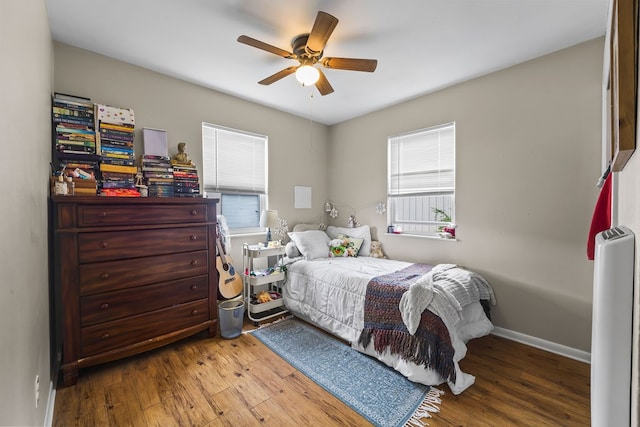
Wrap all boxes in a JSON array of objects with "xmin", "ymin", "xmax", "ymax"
[{"xmin": 399, "ymin": 264, "xmax": 496, "ymax": 335}]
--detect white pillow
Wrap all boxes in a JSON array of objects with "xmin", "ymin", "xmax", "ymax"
[
  {"xmin": 326, "ymin": 225, "xmax": 372, "ymax": 256},
  {"xmin": 285, "ymin": 241, "xmax": 301, "ymax": 258},
  {"xmin": 288, "ymin": 230, "xmax": 330, "ymax": 260}
]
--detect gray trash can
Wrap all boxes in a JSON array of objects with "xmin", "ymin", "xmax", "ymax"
[{"xmin": 219, "ymin": 299, "xmax": 245, "ymax": 339}]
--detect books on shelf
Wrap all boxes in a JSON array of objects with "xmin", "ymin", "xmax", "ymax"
[
  {"xmin": 52, "ymin": 93, "xmax": 97, "ymax": 166},
  {"xmin": 172, "ymin": 163, "xmax": 200, "ymax": 197},
  {"xmin": 141, "ymin": 154, "xmax": 174, "ymax": 197},
  {"xmin": 95, "ymin": 104, "xmax": 138, "ymax": 196}
]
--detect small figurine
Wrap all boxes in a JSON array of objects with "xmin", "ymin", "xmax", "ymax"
[{"xmin": 172, "ymin": 142, "xmax": 194, "ymax": 166}]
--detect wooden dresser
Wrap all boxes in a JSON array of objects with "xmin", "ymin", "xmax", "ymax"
[{"xmin": 51, "ymin": 196, "xmax": 219, "ymax": 387}]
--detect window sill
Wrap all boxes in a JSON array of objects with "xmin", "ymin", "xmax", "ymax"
[{"xmin": 385, "ymin": 233, "xmax": 458, "ymax": 242}]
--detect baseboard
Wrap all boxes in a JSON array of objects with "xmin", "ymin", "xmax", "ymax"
[
  {"xmin": 491, "ymin": 326, "xmax": 591, "ymax": 364},
  {"xmin": 44, "ymin": 380, "xmax": 55, "ymax": 427}
]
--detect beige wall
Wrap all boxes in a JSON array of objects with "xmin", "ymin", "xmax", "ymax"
[
  {"xmin": 53, "ymin": 42, "xmax": 330, "ymax": 263},
  {"xmin": 329, "ymin": 38, "xmax": 604, "ymax": 352},
  {"xmin": 0, "ymin": 0, "xmax": 53, "ymax": 425},
  {"xmin": 54, "ymin": 39, "xmax": 603, "ymax": 353}
]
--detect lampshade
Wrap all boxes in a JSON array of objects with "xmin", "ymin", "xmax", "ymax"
[
  {"xmin": 259, "ymin": 210, "xmax": 279, "ymax": 228},
  {"xmin": 295, "ymin": 65, "xmax": 320, "ymax": 86}
]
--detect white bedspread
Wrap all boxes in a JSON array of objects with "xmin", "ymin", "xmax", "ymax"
[{"xmin": 281, "ymin": 257, "xmax": 494, "ymax": 395}]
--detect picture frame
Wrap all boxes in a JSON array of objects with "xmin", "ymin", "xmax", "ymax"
[{"xmin": 609, "ymin": 0, "xmax": 638, "ymax": 171}]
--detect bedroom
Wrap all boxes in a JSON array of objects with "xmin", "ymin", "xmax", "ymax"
[{"xmin": 2, "ymin": 0, "xmax": 640, "ymax": 426}]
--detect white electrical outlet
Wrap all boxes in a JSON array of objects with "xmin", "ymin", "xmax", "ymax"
[{"xmin": 34, "ymin": 375, "xmax": 39, "ymax": 408}]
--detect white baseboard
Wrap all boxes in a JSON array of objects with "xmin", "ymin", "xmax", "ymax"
[
  {"xmin": 44, "ymin": 380, "xmax": 55, "ymax": 427},
  {"xmin": 491, "ymin": 326, "xmax": 591, "ymax": 364}
]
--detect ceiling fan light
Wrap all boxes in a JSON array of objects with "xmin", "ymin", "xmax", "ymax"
[{"xmin": 295, "ymin": 65, "xmax": 320, "ymax": 86}]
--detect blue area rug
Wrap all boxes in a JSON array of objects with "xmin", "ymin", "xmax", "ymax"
[{"xmin": 251, "ymin": 317, "xmax": 443, "ymax": 427}]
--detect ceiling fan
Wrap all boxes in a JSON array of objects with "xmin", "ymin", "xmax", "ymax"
[{"xmin": 237, "ymin": 11, "xmax": 378, "ymax": 96}]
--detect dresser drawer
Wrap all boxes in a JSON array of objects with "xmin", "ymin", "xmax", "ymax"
[
  {"xmin": 77, "ymin": 204, "xmax": 208, "ymax": 227},
  {"xmin": 79, "ymin": 251, "xmax": 209, "ymax": 296},
  {"xmin": 81, "ymin": 299, "xmax": 209, "ymax": 357},
  {"xmin": 80, "ymin": 275, "xmax": 209, "ymax": 326},
  {"xmin": 78, "ymin": 227, "xmax": 208, "ymax": 263}
]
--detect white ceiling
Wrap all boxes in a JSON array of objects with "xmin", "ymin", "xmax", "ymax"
[{"xmin": 46, "ymin": 0, "xmax": 610, "ymax": 126}]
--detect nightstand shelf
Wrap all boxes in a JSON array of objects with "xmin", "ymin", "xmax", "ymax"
[{"xmin": 242, "ymin": 244, "xmax": 288, "ymax": 325}]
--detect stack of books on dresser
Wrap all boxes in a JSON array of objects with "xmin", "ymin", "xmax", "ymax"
[
  {"xmin": 172, "ymin": 164, "xmax": 200, "ymax": 197},
  {"xmin": 95, "ymin": 104, "xmax": 138, "ymax": 196},
  {"xmin": 51, "ymin": 93, "xmax": 99, "ymax": 195},
  {"xmin": 141, "ymin": 155, "xmax": 174, "ymax": 197}
]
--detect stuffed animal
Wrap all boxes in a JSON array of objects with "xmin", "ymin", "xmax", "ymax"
[
  {"xmin": 370, "ymin": 241, "xmax": 386, "ymax": 258},
  {"xmin": 256, "ymin": 290, "xmax": 272, "ymax": 303}
]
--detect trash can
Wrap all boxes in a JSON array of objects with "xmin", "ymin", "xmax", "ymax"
[{"xmin": 218, "ymin": 299, "xmax": 245, "ymax": 339}]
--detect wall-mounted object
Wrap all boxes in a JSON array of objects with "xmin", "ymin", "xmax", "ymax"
[
  {"xmin": 294, "ymin": 186, "xmax": 312, "ymax": 209},
  {"xmin": 608, "ymin": 0, "xmax": 638, "ymax": 172}
]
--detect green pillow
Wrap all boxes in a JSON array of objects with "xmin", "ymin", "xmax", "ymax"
[{"xmin": 329, "ymin": 234, "xmax": 364, "ymax": 257}]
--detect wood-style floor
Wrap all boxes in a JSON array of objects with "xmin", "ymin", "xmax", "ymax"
[{"xmin": 53, "ymin": 318, "xmax": 590, "ymax": 426}]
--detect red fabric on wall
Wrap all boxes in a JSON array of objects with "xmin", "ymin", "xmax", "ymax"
[{"xmin": 587, "ymin": 172, "xmax": 612, "ymax": 260}]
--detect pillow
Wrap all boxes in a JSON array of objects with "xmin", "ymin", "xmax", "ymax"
[
  {"xmin": 288, "ymin": 230, "xmax": 330, "ymax": 260},
  {"xmin": 326, "ymin": 225, "xmax": 372, "ymax": 256},
  {"xmin": 329, "ymin": 235, "xmax": 365, "ymax": 257},
  {"xmin": 292, "ymin": 223, "xmax": 327, "ymax": 232},
  {"xmin": 285, "ymin": 241, "xmax": 301, "ymax": 258}
]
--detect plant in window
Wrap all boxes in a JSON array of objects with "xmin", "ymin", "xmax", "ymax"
[{"xmin": 433, "ymin": 208, "xmax": 452, "ymax": 232}]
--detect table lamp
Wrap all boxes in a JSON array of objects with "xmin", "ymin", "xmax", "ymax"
[{"xmin": 259, "ymin": 209, "xmax": 279, "ymax": 245}]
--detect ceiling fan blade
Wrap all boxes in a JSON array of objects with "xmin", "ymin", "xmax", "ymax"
[
  {"xmin": 322, "ymin": 57, "xmax": 378, "ymax": 72},
  {"xmin": 306, "ymin": 11, "xmax": 339, "ymax": 55},
  {"xmin": 258, "ymin": 66, "xmax": 298, "ymax": 85},
  {"xmin": 315, "ymin": 69, "xmax": 334, "ymax": 96},
  {"xmin": 237, "ymin": 35, "xmax": 295, "ymax": 59}
]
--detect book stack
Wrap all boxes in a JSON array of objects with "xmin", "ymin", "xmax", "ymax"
[
  {"xmin": 52, "ymin": 93, "xmax": 99, "ymax": 195},
  {"xmin": 172, "ymin": 164, "xmax": 200, "ymax": 197},
  {"xmin": 141, "ymin": 155, "xmax": 175, "ymax": 197},
  {"xmin": 95, "ymin": 104, "xmax": 138, "ymax": 195}
]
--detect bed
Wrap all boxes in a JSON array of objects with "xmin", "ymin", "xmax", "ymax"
[{"xmin": 279, "ymin": 225, "xmax": 495, "ymax": 395}]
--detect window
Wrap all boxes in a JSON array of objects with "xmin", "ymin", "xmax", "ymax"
[
  {"xmin": 387, "ymin": 122, "xmax": 455, "ymax": 237},
  {"xmin": 202, "ymin": 123, "xmax": 267, "ymax": 234}
]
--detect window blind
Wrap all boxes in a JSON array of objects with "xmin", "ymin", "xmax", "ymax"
[
  {"xmin": 388, "ymin": 123, "xmax": 455, "ymax": 196},
  {"xmin": 202, "ymin": 123, "xmax": 267, "ymax": 194}
]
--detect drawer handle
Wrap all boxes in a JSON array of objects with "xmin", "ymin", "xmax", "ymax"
[
  {"xmin": 190, "ymin": 235, "xmax": 197, "ymax": 241},
  {"xmin": 98, "ymin": 211, "xmax": 108, "ymax": 218},
  {"xmin": 191, "ymin": 285, "xmax": 198, "ymax": 290},
  {"xmin": 101, "ymin": 333, "xmax": 110, "ymax": 340},
  {"xmin": 191, "ymin": 260, "xmax": 198, "ymax": 267},
  {"xmin": 100, "ymin": 241, "xmax": 108, "ymax": 249},
  {"xmin": 100, "ymin": 303, "xmax": 109, "ymax": 310},
  {"xmin": 191, "ymin": 309, "xmax": 198, "ymax": 315},
  {"xmin": 100, "ymin": 273, "xmax": 110, "ymax": 280},
  {"xmin": 191, "ymin": 210, "xmax": 198, "ymax": 216}
]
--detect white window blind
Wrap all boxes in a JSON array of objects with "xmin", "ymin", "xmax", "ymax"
[
  {"xmin": 389, "ymin": 123, "xmax": 455, "ymax": 196},
  {"xmin": 202, "ymin": 123, "xmax": 267, "ymax": 194},
  {"xmin": 387, "ymin": 123, "xmax": 455, "ymax": 236},
  {"xmin": 202, "ymin": 123, "xmax": 268, "ymax": 232}
]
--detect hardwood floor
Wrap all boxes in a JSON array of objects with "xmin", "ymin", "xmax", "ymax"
[{"xmin": 53, "ymin": 319, "xmax": 590, "ymax": 426}]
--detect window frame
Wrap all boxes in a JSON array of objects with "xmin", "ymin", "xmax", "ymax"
[
  {"xmin": 201, "ymin": 122, "xmax": 268, "ymax": 235},
  {"xmin": 387, "ymin": 122, "xmax": 456, "ymax": 238}
]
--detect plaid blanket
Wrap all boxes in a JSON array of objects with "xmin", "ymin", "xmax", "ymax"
[{"xmin": 357, "ymin": 263, "xmax": 457, "ymax": 383}]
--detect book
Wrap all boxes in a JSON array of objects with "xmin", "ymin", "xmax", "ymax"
[
  {"xmin": 100, "ymin": 163, "xmax": 138, "ymax": 174},
  {"xmin": 56, "ymin": 144, "xmax": 95, "ymax": 153},
  {"xmin": 95, "ymin": 104, "xmax": 135, "ymax": 125},
  {"xmin": 55, "ymin": 139, "xmax": 96, "ymax": 147},
  {"xmin": 98, "ymin": 122, "xmax": 134, "ymax": 133},
  {"xmin": 54, "ymin": 92, "xmax": 92, "ymax": 104},
  {"xmin": 53, "ymin": 116, "xmax": 94, "ymax": 126},
  {"xmin": 52, "ymin": 106, "xmax": 94, "ymax": 118},
  {"xmin": 100, "ymin": 158, "xmax": 134, "ymax": 167}
]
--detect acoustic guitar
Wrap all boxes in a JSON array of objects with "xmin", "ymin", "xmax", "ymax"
[{"xmin": 216, "ymin": 236, "xmax": 243, "ymax": 300}]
